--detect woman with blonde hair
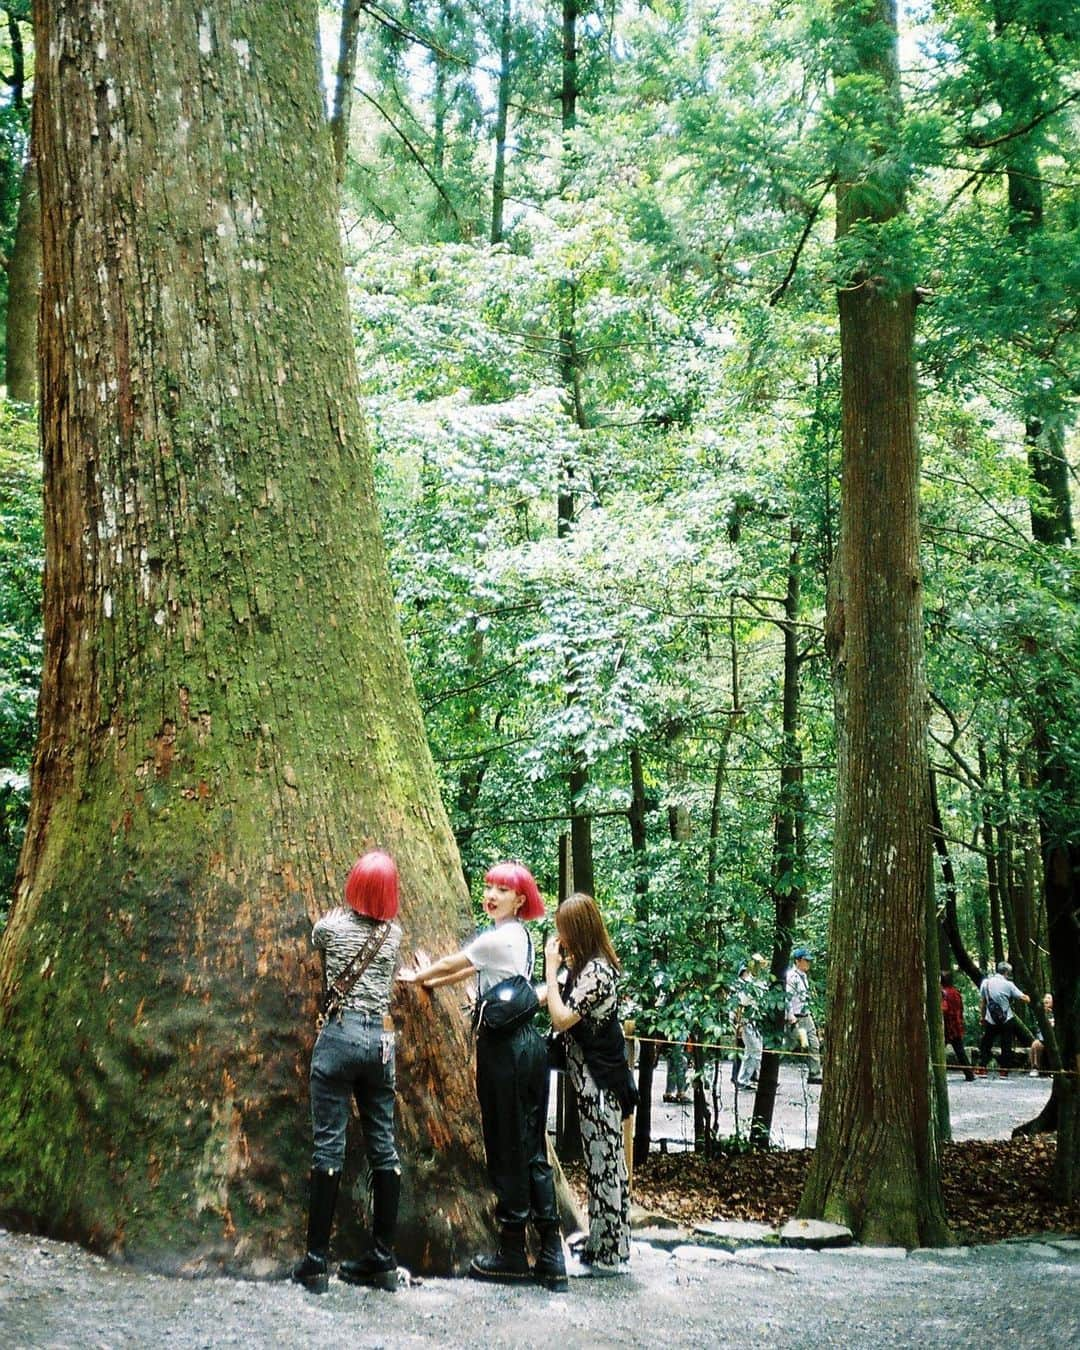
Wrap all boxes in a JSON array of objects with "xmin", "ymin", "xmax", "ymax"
[{"xmin": 545, "ymin": 893, "xmax": 637, "ymax": 1276}]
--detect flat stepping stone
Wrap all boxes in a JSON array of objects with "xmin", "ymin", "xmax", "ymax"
[
  {"xmin": 692, "ymin": 1220, "xmax": 779, "ymax": 1249},
  {"xmin": 633, "ymin": 1224, "xmax": 692, "ymax": 1250},
  {"xmin": 779, "ymin": 1218, "xmax": 853, "ymax": 1249},
  {"xmin": 830, "ymin": 1246, "xmax": 907, "ymax": 1259},
  {"xmin": 670, "ymin": 1244, "xmax": 735, "ymax": 1264}
]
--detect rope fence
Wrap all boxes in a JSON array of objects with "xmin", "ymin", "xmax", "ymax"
[{"xmin": 627, "ymin": 1031, "xmax": 1078, "ymax": 1079}]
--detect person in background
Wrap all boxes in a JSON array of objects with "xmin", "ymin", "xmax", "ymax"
[
  {"xmin": 940, "ymin": 970, "xmax": 975, "ymax": 1082},
  {"xmin": 785, "ymin": 947, "xmax": 823, "ymax": 1084},
  {"xmin": 399, "ymin": 861, "xmax": 566, "ymax": 1292},
  {"xmin": 545, "ymin": 893, "xmax": 636, "ymax": 1277},
  {"xmin": 662, "ymin": 1042, "xmax": 690, "ymax": 1104},
  {"xmin": 1028, "ymin": 993, "xmax": 1055, "ymax": 1077},
  {"xmin": 978, "ymin": 960, "xmax": 1031, "ymax": 1074},
  {"xmin": 734, "ymin": 954, "xmax": 768, "ymax": 1091},
  {"xmin": 292, "ymin": 850, "xmax": 403, "ymax": 1294}
]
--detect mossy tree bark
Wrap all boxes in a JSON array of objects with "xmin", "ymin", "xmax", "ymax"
[
  {"xmin": 798, "ymin": 0, "xmax": 950, "ymax": 1247},
  {"xmin": 0, "ymin": 0, "xmax": 493, "ymax": 1275}
]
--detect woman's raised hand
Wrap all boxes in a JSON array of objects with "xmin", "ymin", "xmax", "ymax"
[
  {"xmin": 544, "ymin": 933, "xmax": 563, "ymax": 970},
  {"xmin": 397, "ymin": 950, "xmax": 432, "ymax": 984}
]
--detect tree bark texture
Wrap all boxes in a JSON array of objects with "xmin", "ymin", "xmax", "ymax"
[
  {"xmin": 0, "ymin": 1, "xmax": 493, "ymax": 1274},
  {"xmin": 802, "ymin": 268, "xmax": 949, "ymax": 1245},
  {"xmin": 800, "ymin": 0, "xmax": 948, "ymax": 1248}
]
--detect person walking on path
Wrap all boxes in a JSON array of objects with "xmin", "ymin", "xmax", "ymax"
[
  {"xmin": 292, "ymin": 850, "xmax": 403, "ymax": 1295},
  {"xmin": 734, "ymin": 954, "xmax": 768, "ymax": 1090},
  {"xmin": 785, "ymin": 947, "xmax": 822, "ymax": 1083},
  {"xmin": 545, "ymin": 894, "xmax": 637, "ymax": 1277},
  {"xmin": 978, "ymin": 961, "xmax": 1031, "ymax": 1074},
  {"xmin": 399, "ymin": 861, "xmax": 567, "ymax": 1292},
  {"xmin": 940, "ymin": 970, "xmax": 976, "ymax": 1081}
]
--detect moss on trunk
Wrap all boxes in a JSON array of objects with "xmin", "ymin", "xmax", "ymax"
[{"xmin": 0, "ymin": 0, "xmax": 493, "ymax": 1273}]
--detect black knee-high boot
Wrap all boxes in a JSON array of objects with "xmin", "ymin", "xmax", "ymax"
[
  {"xmin": 339, "ymin": 1168, "xmax": 400, "ymax": 1291},
  {"xmin": 292, "ymin": 1168, "xmax": 341, "ymax": 1293}
]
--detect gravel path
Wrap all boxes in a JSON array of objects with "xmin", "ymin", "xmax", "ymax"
[
  {"xmin": 1, "ymin": 1070, "xmax": 1071, "ymax": 1349},
  {"xmin": 2, "ymin": 1225, "xmax": 1077, "ymax": 1349}
]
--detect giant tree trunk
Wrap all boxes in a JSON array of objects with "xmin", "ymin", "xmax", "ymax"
[
  {"xmin": 799, "ymin": 0, "xmax": 949, "ymax": 1248},
  {"xmin": 0, "ymin": 0, "xmax": 492, "ymax": 1275}
]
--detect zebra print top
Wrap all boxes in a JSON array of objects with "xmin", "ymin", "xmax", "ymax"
[{"xmin": 312, "ymin": 907, "xmax": 402, "ymax": 1016}]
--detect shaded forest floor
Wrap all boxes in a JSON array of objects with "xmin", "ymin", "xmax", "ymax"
[{"xmin": 591, "ymin": 1136, "xmax": 1080, "ymax": 1244}]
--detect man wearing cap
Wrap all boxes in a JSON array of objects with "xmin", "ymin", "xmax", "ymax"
[{"xmin": 785, "ymin": 947, "xmax": 823, "ymax": 1083}]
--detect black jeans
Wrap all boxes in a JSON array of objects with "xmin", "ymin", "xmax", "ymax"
[{"xmin": 475, "ymin": 1021, "xmax": 557, "ymax": 1228}]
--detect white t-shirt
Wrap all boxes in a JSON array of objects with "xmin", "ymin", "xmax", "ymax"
[
  {"xmin": 786, "ymin": 965, "xmax": 811, "ymax": 1018},
  {"xmin": 464, "ymin": 920, "xmax": 531, "ymax": 995},
  {"xmin": 979, "ymin": 974, "xmax": 1024, "ymax": 1025}
]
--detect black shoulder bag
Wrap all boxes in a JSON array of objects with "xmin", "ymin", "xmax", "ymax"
[{"xmin": 474, "ymin": 927, "xmax": 539, "ymax": 1035}]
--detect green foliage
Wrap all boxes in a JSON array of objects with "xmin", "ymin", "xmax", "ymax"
[{"xmin": 0, "ymin": 399, "xmax": 40, "ymax": 915}]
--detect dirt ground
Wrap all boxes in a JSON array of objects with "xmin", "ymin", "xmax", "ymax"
[{"xmin": 2, "ymin": 1067, "xmax": 1077, "ymax": 1350}]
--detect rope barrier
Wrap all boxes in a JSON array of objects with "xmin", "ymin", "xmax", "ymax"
[{"xmin": 628, "ymin": 1031, "xmax": 1078, "ymax": 1079}]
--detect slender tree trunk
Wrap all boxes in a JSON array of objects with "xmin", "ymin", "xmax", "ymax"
[
  {"xmin": 5, "ymin": 148, "xmax": 39, "ymax": 403},
  {"xmin": 561, "ymin": 0, "xmax": 578, "ymax": 165},
  {"xmin": 926, "ymin": 838, "xmax": 950, "ymax": 1143},
  {"xmin": 0, "ymin": 0, "xmax": 492, "ymax": 1274},
  {"xmin": 750, "ymin": 528, "xmax": 803, "ymax": 1150},
  {"xmin": 930, "ymin": 769, "xmax": 982, "ymax": 986},
  {"xmin": 799, "ymin": 0, "xmax": 949, "ymax": 1247},
  {"xmin": 489, "ymin": 0, "xmax": 512, "ymax": 244},
  {"xmin": 330, "ymin": 0, "xmax": 363, "ymax": 183},
  {"xmin": 629, "ymin": 746, "xmax": 655, "ymax": 1165}
]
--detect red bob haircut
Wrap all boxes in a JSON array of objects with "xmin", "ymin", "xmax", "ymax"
[
  {"xmin": 484, "ymin": 861, "xmax": 546, "ymax": 921},
  {"xmin": 344, "ymin": 850, "xmax": 400, "ymax": 921}
]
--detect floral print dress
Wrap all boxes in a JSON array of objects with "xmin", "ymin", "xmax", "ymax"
[{"xmin": 564, "ymin": 957, "xmax": 631, "ymax": 1266}]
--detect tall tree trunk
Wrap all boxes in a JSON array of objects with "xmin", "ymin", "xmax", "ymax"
[
  {"xmin": 799, "ymin": 0, "xmax": 949, "ymax": 1246},
  {"xmin": 330, "ymin": 0, "xmax": 363, "ymax": 183},
  {"xmin": 0, "ymin": 0, "xmax": 492, "ymax": 1274},
  {"xmin": 561, "ymin": 0, "xmax": 578, "ymax": 168},
  {"xmin": 629, "ymin": 746, "xmax": 655, "ymax": 1165},
  {"xmin": 751, "ymin": 527, "xmax": 804, "ymax": 1151},
  {"xmin": 489, "ymin": 0, "xmax": 512, "ymax": 244},
  {"xmin": 5, "ymin": 148, "xmax": 39, "ymax": 403},
  {"xmin": 930, "ymin": 768, "xmax": 981, "ymax": 986},
  {"xmin": 1005, "ymin": 150, "xmax": 1080, "ymax": 1192}
]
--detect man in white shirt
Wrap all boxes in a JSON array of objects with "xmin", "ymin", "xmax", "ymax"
[
  {"xmin": 785, "ymin": 947, "xmax": 823, "ymax": 1083},
  {"xmin": 978, "ymin": 961, "xmax": 1030, "ymax": 1074}
]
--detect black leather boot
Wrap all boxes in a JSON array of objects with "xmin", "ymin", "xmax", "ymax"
[
  {"xmin": 292, "ymin": 1168, "xmax": 341, "ymax": 1294},
  {"xmin": 339, "ymin": 1168, "xmax": 401, "ymax": 1291},
  {"xmin": 468, "ymin": 1223, "xmax": 531, "ymax": 1282},
  {"xmin": 533, "ymin": 1222, "xmax": 568, "ymax": 1293}
]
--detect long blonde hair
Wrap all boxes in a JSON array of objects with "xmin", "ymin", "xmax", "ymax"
[{"xmin": 555, "ymin": 893, "xmax": 620, "ymax": 973}]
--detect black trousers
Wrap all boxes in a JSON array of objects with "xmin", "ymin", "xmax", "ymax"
[
  {"xmin": 475, "ymin": 1021, "xmax": 557, "ymax": 1228},
  {"xmin": 947, "ymin": 1036, "xmax": 975, "ymax": 1080},
  {"xmin": 978, "ymin": 1021, "xmax": 1019, "ymax": 1068}
]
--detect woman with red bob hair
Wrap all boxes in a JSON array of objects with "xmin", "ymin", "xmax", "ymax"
[
  {"xmin": 293, "ymin": 850, "xmax": 403, "ymax": 1294},
  {"xmin": 400, "ymin": 860, "xmax": 564, "ymax": 1291}
]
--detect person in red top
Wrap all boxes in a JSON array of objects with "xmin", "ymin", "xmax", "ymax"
[{"xmin": 941, "ymin": 970, "xmax": 975, "ymax": 1082}]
